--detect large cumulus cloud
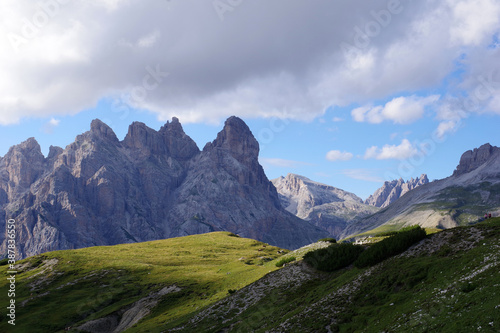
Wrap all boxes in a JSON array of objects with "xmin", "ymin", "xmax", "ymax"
[{"xmin": 0, "ymin": 0, "xmax": 499, "ymax": 125}]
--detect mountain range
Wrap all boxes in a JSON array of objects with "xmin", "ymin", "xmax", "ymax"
[
  {"xmin": 2, "ymin": 114, "xmax": 499, "ymax": 259},
  {"xmin": 0, "ymin": 117, "xmax": 328, "ymax": 259},
  {"xmin": 364, "ymin": 174, "xmax": 429, "ymax": 208},
  {"xmin": 271, "ymin": 144, "xmax": 500, "ymax": 241},
  {"xmin": 270, "ymin": 173, "xmax": 432, "ymax": 239},
  {"xmin": 341, "ymin": 143, "xmax": 500, "ymax": 239},
  {"xmin": 271, "ymin": 174, "xmax": 379, "ymax": 238}
]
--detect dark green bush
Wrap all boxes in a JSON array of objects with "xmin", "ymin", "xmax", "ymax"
[
  {"xmin": 0, "ymin": 258, "xmax": 8, "ymax": 266},
  {"xmin": 318, "ymin": 238, "xmax": 337, "ymax": 243},
  {"xmin": 354, "ymin": 226, "xmax": 427, "ymax": 268},
  {"xmin": 460, "ymin": 282, "xmax": 477, "ymax": 293},
  {"xmin": 303, "ymin": 243, "xmax": 364, "ymax": 272},
  {"xmin": 275, "ymin": 256, "xmax": 296, "ymax": 267},
  {"xmin": 376, "ymin": 231, "xmax": 398, "ymax": 237}
]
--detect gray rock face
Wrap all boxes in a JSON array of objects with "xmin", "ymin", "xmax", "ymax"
[
  {"xmin": 271, "ymin": 174, "xmax": 379, "ymax": 239},
  {"xmin": 0, "ymin": 117, "xmax": 328, "ymax": 259},
  {"xmin": 365, "ymin": 174, "xmax": 429, "ymax": 208},
  {"xmin": 453, "ymin": 143, "xmax": 498, "ymax": 176}
]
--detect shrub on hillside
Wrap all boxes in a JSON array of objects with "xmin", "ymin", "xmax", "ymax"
[
  {"xmin": 318, "ymin": 238, "xmax": 337, "ymax": 243},
  {"xmin": 303, "ymin": 243, "xmax": 364, "ymax": 272},
  {"xmin": 275, "ymin": 256, "xmax": 296, "ymax": 267},
  {"xmin": 354, "ymin": 226, "xmax": 427, "ymax": 268}
]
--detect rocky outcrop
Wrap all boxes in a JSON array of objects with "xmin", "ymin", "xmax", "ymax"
[
  {"xmin": 271, "ymin": 174, "xmax": 379, "ymax": 238},
  {"xmin": 0, "ymin": 117, "xmax": 328, "ymax": 259},
  {"xmin": 453, "ymin": 143, "xmax": 499, "ymax": 176},
  {"xmin": 365, "ymin": 174, "xmax": 429, "ymax": 208}
]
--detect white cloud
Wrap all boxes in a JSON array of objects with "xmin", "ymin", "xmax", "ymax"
[
  {"xmin": 435, "ymin": 120, "xmax": 459, "ymax": 139},
  {"xmin": 49, "ymin": 118, "xmax": 60, "ymax": 127},
  {"xmin": 351, "ymin": 105, "xmax": 384, "ymax": 124},
  {"xmin": 352, "ymin": 95, "xmax": 440, "ymax": 125},
  {"xmin": 449, "ymin": 0, "xmax": 500, "ymax": 46},
  {"xmin": 0, "ymin": 0, "xmax": 499, "ymax": 125},
  {"xmin": 434, "ymin": 99, "xmax": 469, "ymax": 139},
  {"xmin": 488, "ymin": 94, "xmax": 500, "ymax": 114},
  {"xmin": 138, "ymin": 30, "xmax": 161, "ymax": 48},
  {"xmin": 342, "ymin": 169, "xmax": 384, "ymax": 182},
  {"xmin": 42, "ymin": 118, "xmax": 60, "ymax": 134},
  {"xmin": 364, "ymin": 139, "xmax": 419, "ymax": 160},
  {"xmin": 259, "ymin": 158, "xmax": 312, "ymax": 168},
  {"xmin": 325, "ymin": 150, "xmax": 353, "ymax": 161}
]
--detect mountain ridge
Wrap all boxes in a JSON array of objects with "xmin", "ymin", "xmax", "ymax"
[
  {"xmin": 0, "ymin": 116, "xmax": 328, "ymax": 259},
  {"xmin": 365, "ymin": 174, "xmax": 429, "ymax": 208},
  {"xmin": 341, "ymin": 143, "xmax": 500, "ymax": 239},
  {"xmin": 271, "ymin": 173, "xmax": 379, "ymax": 238}
]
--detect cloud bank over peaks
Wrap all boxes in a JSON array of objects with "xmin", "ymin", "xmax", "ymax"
[{"xmin": 0, "ymin": 0, "xmax": 499, "ymax": 126}]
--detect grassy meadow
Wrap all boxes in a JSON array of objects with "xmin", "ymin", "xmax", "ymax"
[{"xmin": 0, "ymin": 232, "xmax": 285, "ymax": 332}]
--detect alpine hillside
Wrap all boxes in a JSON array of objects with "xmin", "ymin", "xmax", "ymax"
[{"xmin": 2, "ymin": 219, "xmax": 499, "ymax": 332}]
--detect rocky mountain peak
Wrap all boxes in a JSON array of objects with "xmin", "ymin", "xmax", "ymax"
[
  {"xmin": 159, "ymin": 117, "xmax": 199, "ymax": 160},
  {"xmin": 2, "ymin": 138, "xmax": 45, "ymax": 192},
  {"xmin": 5, "ymin": 137, "xmax": 44, "ymax": 162},
  {"xmin": 453, "ymin": 143, "xmax": 499, "ymax": 176},
  {"xmin": 160, "ymin": 116, "xmax": 183, "ymax": 133},
  {"xmin": 210, "ymin": 116, "xmax": 259, "ymax": 164},
  {"xmin": 124, "ymin": 121, "xmax": 164, "ymax": 153},
  {"xmin": 123, "ymin": 118, "xmax": 199, "ymax": 159},
  {"xmin": 365, "ymin": 174, "xmax": 429, "ymax": 208},
  {"xmin": 90, "ymin": 119, "xmax": 119, "ymax": 143},
  {"xmin": 48, "ymin": 146, "xmax": 63, "ymax": 160},
  {"xmin": 20, "ymin": 137, "xmax": 41, "ymax": 151},
  {"xmin": 271, "ymin": 174, "xmax": 378, "ymax": 238}
]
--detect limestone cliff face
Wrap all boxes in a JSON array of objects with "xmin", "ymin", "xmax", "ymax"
[
  {"xmin": 365, "ymin": 174, "xmax": 429, "ymax": 208},
  {"xmin": 271, "ymin": 174, "xmax": 379, "ymax": 239},
  {"xmin": 453, "ymin": 143, "xmax": 500, "ymax": 177},
  {"xmin": 0, "ymin": 117, "xmax": 328, "ymax": 259}
]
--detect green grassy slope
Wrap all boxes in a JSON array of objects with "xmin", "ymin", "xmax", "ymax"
[
  {"xmin": 3, "ymin": 219, "xmax": 500, "ymax": 332},
  {"xmin": 0, "ymin": 232, "xmax": 285, "ymax": 333},
  {"xmin": 171, "ymin": 218, "xmax": 500, "ymax": 332}
]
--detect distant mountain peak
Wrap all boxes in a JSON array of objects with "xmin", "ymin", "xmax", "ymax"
[
  {"xmin": 453, "ymin": 143, "xmax": 499, "ymax": 177},
  {"xmin": 272, "ymin": 174, "xmax": 378, "ymax": 238},
  {"xmin": 365, "ymin": 174, "xmax": 429, "ymax": 208},
  {"xmin": 342, "ymin": 143, "xmax": 500, "ymax": 239},
  {"xmin": 124, "ymin": 118, "xmax": 199, "ymax": 160},
  {"xmin": 207, "ymin": 116, "xmax": 259, "ymax": 164},
  {"xmin": 160, "ymin": 116, "xmax": 184, "ymax": 134},
  {"xmin": 90, "ymin": 118, "xmax": 119, "ymax": 142}
]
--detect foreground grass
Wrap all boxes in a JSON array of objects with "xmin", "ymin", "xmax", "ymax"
[
  {"xmin": 2, "ymin": 219, "xmax": 500, "ymax": 332},
  {"xmin": 170, "ymin": 218, "xmax": 500, "ymax": 332},
  {"xmin": 0, "ymin": 232, "xmax": 283, "ymax": 332}
]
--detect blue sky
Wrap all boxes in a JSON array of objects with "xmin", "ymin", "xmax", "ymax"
[{"xmin": 1, "ymin": 0, "xmax": 500, "ymax": 199}]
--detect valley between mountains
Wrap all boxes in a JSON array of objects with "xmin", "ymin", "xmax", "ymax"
[{"xmin": 1, "ymin": 117, "xmax": 500, "ymax": 332}]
